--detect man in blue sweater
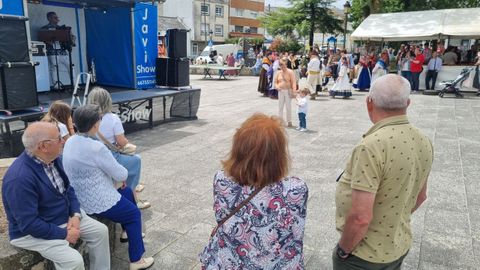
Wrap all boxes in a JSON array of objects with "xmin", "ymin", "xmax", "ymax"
[{"xmin": 2, "ymin": 122, "xmax": 110, "ymax": 270}]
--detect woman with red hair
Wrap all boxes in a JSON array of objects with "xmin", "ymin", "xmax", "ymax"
[{"xmin": 200, "ymin": 113, "xmax": 308, "ymax": 269}]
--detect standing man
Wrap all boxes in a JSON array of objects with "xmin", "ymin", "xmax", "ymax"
[
  {"xmin": 41, "ymin": 11, "xmax": 74, "ymax": 89},
  {"xmin": 410, "ymin": 48, "xmax": 425, "ymax": 92},
  {"xmin": 425, "ymin": 52, "xmax": 443, "ymax": 90},
  {"xmin": 306, "ymin": 50, "xmax": 321, "ymax": 100},
  {"xmin": 2, "ymin": 122, "xmax": 110, "ymax": 270},
  {"xmin": 333, "ymin": 74, "xmax": 433, "ymax": 269}
]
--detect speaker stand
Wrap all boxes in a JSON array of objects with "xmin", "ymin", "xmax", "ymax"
[{"xmin": 51, "ymin": 42, "xmax": 64, "ymax": 91}]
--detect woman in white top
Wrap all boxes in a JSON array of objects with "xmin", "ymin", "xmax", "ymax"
[
  {"xmin": 62, "ymin": 105, "xmax": 154, "ymax": 270},
  {"xmin": 88, "ymin": 87, "xmax": 150, "ymax": 209},
  {"xmin": 42, "ymin": 101, "xmax": 74, "ymax": 141}
]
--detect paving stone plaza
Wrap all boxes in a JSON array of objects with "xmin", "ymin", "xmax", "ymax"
[{"xmin": 111, "ymin": 74, "xmax": 480, "ymax": 269}]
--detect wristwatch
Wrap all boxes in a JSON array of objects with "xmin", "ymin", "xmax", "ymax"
[
  {"xmin": 336, "ymin": 244, "xmax": 351, "ymax": 259},
  {"xmin": 72, "ymin": 212, "xmax": 82, "ymax": 220}
]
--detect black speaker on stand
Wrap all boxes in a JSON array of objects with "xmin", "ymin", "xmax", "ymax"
[
  {"xmin": 0, "ymin": 15, "xmax": 38, "ymax": 110},
  {"xmin": 0, "ymin": 62, "xmax": 38, "ymax": 110},
  {"xmin": 0, "ymin": 15, "xmax": 29, "ymax": 63},
  {"xmin": 155, "ymin": 58, "xmax": 168, "ymax": 86},
  {"xmin": 167, "ymin": 58, "xmax": 189, "ymax": 87},
  {"xmin": 167, "ymin": 29, "xmax": 187, "ymax": 59}
]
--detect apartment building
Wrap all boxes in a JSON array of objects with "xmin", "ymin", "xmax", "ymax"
[
  {"xmin": 229, "ymin": 0, "xmax": 265, "ymax": 39},
  {"xmin": 193, "ymin": 0, "xmax": 230, "ymax": 54}
]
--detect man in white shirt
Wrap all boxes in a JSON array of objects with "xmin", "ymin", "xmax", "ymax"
[
  {"xmin": 307, "ymin": 50, "xmax": 322, "ymax": 100},
  {"xmin": 425, "ymin": 52, "xmax": 443, "ymax": 90},
  {"xmin": 216, "ymin": 53, "xmax": 224, "ymax": 65}
]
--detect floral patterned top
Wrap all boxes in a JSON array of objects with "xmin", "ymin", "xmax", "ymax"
[{"xmin": 200, "ymin": 170, "xmax": 309, "ymax": 270}]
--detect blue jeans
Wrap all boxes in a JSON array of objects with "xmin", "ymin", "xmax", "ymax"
[
  {"xmin": 401, "ymin": 71, "xmax": 412, "ymax": 87},
  {"xmin": 298, "ymin": 113, "xmax": 306, "ymax": 129},
  {"xmin": 98, "ymin": 187, "xmax": 144, "ymax": 262},
  {"xmin": 111, "ymin": 151, "xmax": 141, "ymax": 189},
  {"xmin": 411, "ymin": 72, "xmax": 421, "ymax": 91}
]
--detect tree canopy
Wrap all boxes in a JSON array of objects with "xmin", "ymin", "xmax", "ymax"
[
  {"xmin": 261, "ymin": 0, "xmax": 343, "ymax": 48},
  {"xmin": 350, "ymin": 0, "xmax": 480, "ymax": 29}
]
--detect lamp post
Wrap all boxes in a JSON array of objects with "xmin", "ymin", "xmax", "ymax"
[
  {"xmin": 343, "ymin": 1, "xmax": 351, "ymax": 50},
  {"xmin": 203, "ymin": 0, "xmax": 207, "ymax": 46}
]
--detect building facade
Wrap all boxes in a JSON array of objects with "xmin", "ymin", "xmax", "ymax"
[
  {"xmin": 192, "ymin": 0, "xmax": 229, "ymax": 55},
  {"xmin": 229, "ymin": 0, "xmax": 265, "ymax": 39},
  {"xmin": 158, "ymin": 0, "xmax": 194, "ymax": 56}
]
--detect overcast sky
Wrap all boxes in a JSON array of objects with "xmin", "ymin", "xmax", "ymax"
[{"xmin": 264, "ymin": 0, "xmax": 344, "ymax": 9}]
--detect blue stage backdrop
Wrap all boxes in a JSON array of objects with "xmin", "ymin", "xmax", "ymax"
[
  {"xmin": 85, "ymin": 7, "xmax": 134, "ymax": 88},
  {"xmin": 133, "ymin": 3, "xmax": 157, "ymax": 89},
  {"xmin": 0, "ymin": 0, "xmax": 24, "ymax": 16}
]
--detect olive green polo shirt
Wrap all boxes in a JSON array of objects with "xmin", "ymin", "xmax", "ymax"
[{"xmin": 335, "ymin": 115, "xmax": 433, "ymax": 263}]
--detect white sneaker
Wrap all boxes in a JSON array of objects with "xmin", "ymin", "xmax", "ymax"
[
  {"xmin": 130, "ymin": 257, "xmax": 154, "ymax": 270},
  {"xmin": 295, "ymin": 127, "xmax": 301, "ymax": 131},
  {"xmin": 299, "ymin": 128, "xmax": 307, "ymax": 132},
  {"xmin": 137, "ymin": 200, "xmax": 151, "ymax": 210}
]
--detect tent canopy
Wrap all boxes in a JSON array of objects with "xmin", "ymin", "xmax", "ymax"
[{"xmin": 351, "ymin": 8, "xmax": 480, "ymax": 41}]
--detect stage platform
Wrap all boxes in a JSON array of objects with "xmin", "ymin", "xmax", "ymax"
[{"xmin": 0, "ymin": 86, "xmax": 201, "ymax": 158}]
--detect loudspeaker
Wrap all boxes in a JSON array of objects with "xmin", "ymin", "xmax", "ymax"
[
  {"xmin": 0, "ymin": 15, "xmax": 29, "ymax": 63},
  {"xmin": 155, "ymin": 58, "xmax": 168, "ymax": 86},
  {"xmin": 0, "ymin": 64, "xmax": 38, "ymax": 110},
  {"xmin": 167, "ymin": 29, "xmax": 187, "ymax": 59},
  {"xmin": 167, "ymin": 58, "xmax": 189, "ymax": 87}
]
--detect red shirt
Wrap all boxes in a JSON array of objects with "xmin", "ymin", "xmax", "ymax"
[{"xmin": 410, "ymin": 54, "xmax": 425, "ymax": 73}]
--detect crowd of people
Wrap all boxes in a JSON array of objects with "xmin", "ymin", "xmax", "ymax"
[
  {"xmin": 1, "ymin": 73, "xmax": 435, "ymax": 269},
  {"xmin": 4, "ymin": 39, "xmax": 480, "ymax": 270},
  {"xmin": 2, "ymin": 88, "xmax": 154, "ymax": 270},
  {"xmin": 254, "ymin": 41, "xmax": 480, "ymax": 130}
]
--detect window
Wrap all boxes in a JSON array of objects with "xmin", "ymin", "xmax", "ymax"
[
  {"xmin": 251, "ymin": 12, "xmax": 258, "ymax": 18},
  {"xmin": 201, "ymin": 23, "xmax": 210, "ymax": 35},
  {"xmin": 192, "ymin": 43, "xmax": 198, "ymax": 56},
  {"xmin": 215, "ymin": 25, "xmax": 223, "ymax": 36},
  {"xmin": 234, "ymin": 25, "xmax": 244, "ymax": 33},
  {"xmin": 250, "ymin": 27, "xmax": 258, "ymax": 34},
  {"xmin": 201, "ymin": 4, "xmax": 209, "ymax": 15},
  {"xmin": 215, "ymin": 5, "xmax": 224, "ymax": 17},
  {"xmin": 235, "ymin": 9, "xmax": 244, "ymax": 17}
]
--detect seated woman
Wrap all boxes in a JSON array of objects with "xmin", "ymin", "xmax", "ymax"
[
  {"xmin": 87, "ymin": 87, "xmax": 150, "ymax": 209},
  {"xmin": 42, "ymin": 100, "xmax": 75, "ymax": 140},
  {"xmin": 62, "ymin": 105, "xmax": 154, "ymax": 270},
  {"xmin": 200, "ymin": 113, "xmax": 309, "ymax": 269}
]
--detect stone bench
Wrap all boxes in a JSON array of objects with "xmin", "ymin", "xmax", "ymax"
[{"xmin": 0, "ymin": 158, "xmax": 116, "ymax": 270}]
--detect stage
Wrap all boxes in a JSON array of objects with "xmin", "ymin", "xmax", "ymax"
[{"xmin": 0, "ymin": 87, "xmax": 201, "ymax": 158}]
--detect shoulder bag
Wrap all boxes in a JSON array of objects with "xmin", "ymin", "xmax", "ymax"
[
  {"xmin": 97, "ymin": 131, "xmax": 137, "ymax": 156},
  {"xmin": 210, "ymin": 186, "xmax": 264, "ymax": 238}
]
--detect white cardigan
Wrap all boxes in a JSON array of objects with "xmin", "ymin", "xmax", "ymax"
[{"xmin": 62, "ymin": 134, "xmax": 128, "ymax": 214}]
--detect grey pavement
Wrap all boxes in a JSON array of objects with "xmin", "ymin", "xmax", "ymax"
[{"xmin": 112, "ymin": 74, "xmax": 480, "ymax": 269}]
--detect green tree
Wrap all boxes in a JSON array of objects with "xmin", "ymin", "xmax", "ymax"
[
  {"xmin": 261, "ymin": 0, "xmax": 343, "ymax": 48},
  {"xmin": 350, "ymin": 0, "xmax": 480, "ymax": 29}
]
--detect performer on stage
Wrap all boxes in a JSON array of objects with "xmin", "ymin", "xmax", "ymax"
[{"xmin": 41, "ymin": 12, "xmax": 75, "ymax": 89}]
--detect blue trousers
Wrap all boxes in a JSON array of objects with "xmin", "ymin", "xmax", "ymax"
[
  {"xmin": 97, "ymin": 187, "xmax": 144, "ymax": 262},
  {"xmin": 411, "ymin": 72, "xmax": 421, "ymax": 91},
  {"xmin": 401, "ymin": 71, "xmax": 412, "ymax": 87},
  {"xmin": 111, "ymin": 151, "xmax": 142, "ymax": 189},
  {"xmin": 298, "ymin": 113, "xmax": 306, "ymax": 129}
]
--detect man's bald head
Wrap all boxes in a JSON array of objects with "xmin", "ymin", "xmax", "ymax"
[
  {"xmin": 22, "ymin": 122, "xmax": 59, "ymax": 152},
  {"xmin": 369, "ymin": 74, "xmax": 411, "ymax": 111}
]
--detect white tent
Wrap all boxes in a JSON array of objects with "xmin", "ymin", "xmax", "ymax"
[{"xmin": 350, "ymin": 8, "xmax": 480, "ymax": 41}]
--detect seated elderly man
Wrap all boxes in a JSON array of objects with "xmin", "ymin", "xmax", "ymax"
[{"xmin": 1, "ymin": 122, "xmax": 110, "ymax": 270}]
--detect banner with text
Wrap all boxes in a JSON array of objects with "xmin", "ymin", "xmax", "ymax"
[
  {"xmin": 0, "ymin": 0, "xmax": 23, "ymax": 16},
  {"xmin": 134, "ymin": 3, "xmax": 157, "ymax": 89}
]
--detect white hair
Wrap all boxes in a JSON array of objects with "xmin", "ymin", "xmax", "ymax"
[
  {"xmin": 22, "ymin": 122, "xmax": 56, "ymax": 152},
  {"xmin": 369, "ymin": 74, "xmax": 410, "ymax": 110}
]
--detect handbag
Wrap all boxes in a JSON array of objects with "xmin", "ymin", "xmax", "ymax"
[
  {"xmin": 210, "ymin": 186, "xmax": 264, "ymax": 238},
  {"xmin": 97, "ymin": 131, "xmax": 137, "ymax": 156}
]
